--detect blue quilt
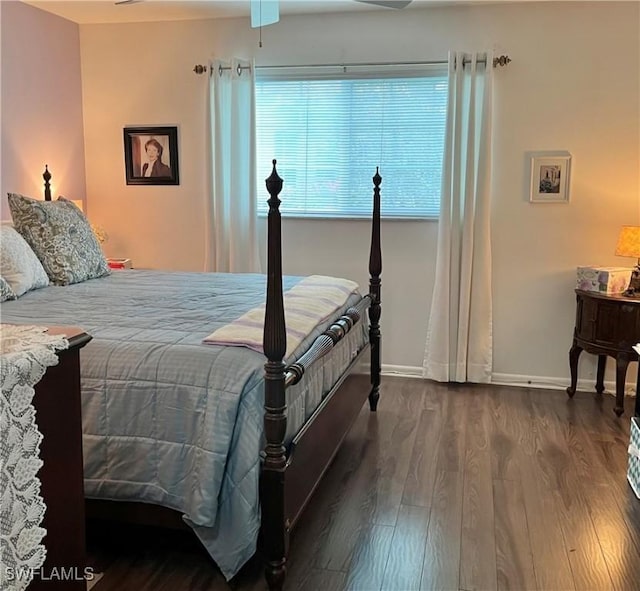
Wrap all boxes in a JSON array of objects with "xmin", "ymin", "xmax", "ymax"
[{"xmin": 0, "ymin": 270, "xmax": 368, "ymax": 578}]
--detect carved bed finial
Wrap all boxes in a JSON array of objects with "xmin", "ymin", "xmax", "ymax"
[
  {"xmin": 43, "ymin": 165, "xmax": 52, "ymax": 201},
  {"xmin": 265, "ymin": 159, "xmax": 283, "ymax": 209},
  {"xmin": 264, "ymin": 159, "xmax": 285, "ymax": 362}
]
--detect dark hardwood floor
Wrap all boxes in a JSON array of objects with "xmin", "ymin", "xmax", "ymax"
[{"xmin": 86, "ymin": 377, "xmax": 640, "ymax": 591}]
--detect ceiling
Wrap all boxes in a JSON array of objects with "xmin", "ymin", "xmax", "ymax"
[{"xmin": 22, "ymin": 0, "xmax": 485, "ymax": 25}]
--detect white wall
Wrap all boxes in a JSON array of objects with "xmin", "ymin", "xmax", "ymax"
[
  {"xmin": 1, "ymin": 0, "xmax": 86, "ymax": 215},
  {"xmin": 77, "ymin": 2, "xmax": 638, "ymax": 387}
]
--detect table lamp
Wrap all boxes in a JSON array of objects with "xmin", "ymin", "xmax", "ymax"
[{"xmin": 615, "ymin": 225, "xmax": 640, "ymax": 296}]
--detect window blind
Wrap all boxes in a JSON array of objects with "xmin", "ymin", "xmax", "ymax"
[{"xmin": 255, "ymin": 64, "xmax": 448, "ymax": 219}]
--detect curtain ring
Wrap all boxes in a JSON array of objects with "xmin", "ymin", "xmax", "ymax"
[
  {"xmin": 237, "ymin": 63, "xmax": 243, "ymax": 76},
  {"xmin": 218, "ymin": 63, "xmax": 223, "ymax": 77}
]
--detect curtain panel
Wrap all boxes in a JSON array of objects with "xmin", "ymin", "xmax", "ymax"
[
  {"xmin": 423, "ymin": 51, "xmax": 494, "ymax": 383},
  {"xmin": 205, "ymin": 58, "xmax": 260, "ymax": 273}
]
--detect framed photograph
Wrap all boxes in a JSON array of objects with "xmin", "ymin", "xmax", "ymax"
[
  {"xmin": 529, "ymin": 152, "xmax": 571, "ymax": 203},
  {"xmin": 123, "ymin": 126, "xmax": 179, "ymax": 185}
]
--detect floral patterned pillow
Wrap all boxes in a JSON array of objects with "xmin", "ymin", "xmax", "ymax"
[
  {"xmin": 0, "ymin": 274, "xmax": 17, "ymax": 302},
  {"xmin": 0, "ymin": 226, "xmax": 50, "ymax": 296},
  {"xmin": 8, "ymin": 193, "xmax": 111, "ymax": 286}
]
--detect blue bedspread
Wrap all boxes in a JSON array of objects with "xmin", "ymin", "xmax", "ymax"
[{"xmin": 0, "ymin": 270, "xmax": 368, "ymax": 578}]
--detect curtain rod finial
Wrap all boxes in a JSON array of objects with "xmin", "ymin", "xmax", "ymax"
[
  {"xmin": 493, "ymin": 55, "xmax": 511, "ymax": 68},
  {"xmin": 193, "ymin": 64, "xmax": 208, "ymax": 75}
]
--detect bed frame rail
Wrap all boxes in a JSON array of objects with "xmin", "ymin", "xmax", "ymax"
[
  {"xmin": 284, "ymin": 295, "xmax": 371, "ymax": 387},
  {"xmin": 261, "ymin": 161, "xmax": 382, "ymax": 591}
]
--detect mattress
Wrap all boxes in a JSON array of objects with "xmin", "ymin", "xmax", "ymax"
[{"xmin": 0, "ymin": 270, "xmax": 368, "ymax": 578}]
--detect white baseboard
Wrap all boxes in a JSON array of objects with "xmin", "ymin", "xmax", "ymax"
[
  {"xmin": 381, "ymin": 364, "xmax": 424, "ymax": 378},
  {"xmin": 355, "ymin": 363, "xmax": 637, "ymax": 396},
  {"xmin": 491, "ymin": 372, "xmax": 637, "ymax": 396},
  {"xmin": 354, "ymin": 362, "xmax": 423, "ymax": 379}
]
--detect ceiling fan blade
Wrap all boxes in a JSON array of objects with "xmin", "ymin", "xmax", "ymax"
[
  {"xmin": 355, "ymin": 0, "xmax": 413, "ymax": 8},
  {"xmin": 251, "ymin": 0, "xmax": 280, "ymax": 27}
]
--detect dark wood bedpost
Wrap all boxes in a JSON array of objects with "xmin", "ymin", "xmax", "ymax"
[
  {"xmin": 261, "ymin": 160, "xmax": 288, "ymax": 591},
  {"xmin": 368, "ymin": 168, "xmax": 382, "ymax": 412},
  {"xmin": 43, "ymin": 165, "xmax": 52, "ymax": 201}
]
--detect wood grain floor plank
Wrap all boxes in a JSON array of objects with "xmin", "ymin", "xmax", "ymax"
[
  {"xmin": 380, "ymin": 504, "xmax": 429, "ymax": 591},
  {"xmin": 343, "ymin": 524, "xmax": 394, "ymax": 591},
  {"xmin": 401, "ymin": 407, "xmax": 442, "ymax": 508},
  {"xmin": 419, "ymin": 469, "xmax": 464, "ymax": 591},
  {"xmin": 297, "ymin": 381, "xmax": 393, "ymax": 573},
  {"xmin": 435, "ymin": 389, "xmax": 468, "ymax": 473},
  {"xmin": 488, "ymin": 387, "xmax": 531, "ymax": 481},
  {"xmin": 537, "ymin": 391, "xmax": 615, "ymax": 591},
  {"xmin": 517, "ymin": 452, "xmax": 576, "ymax": 591},
  {"xmin": 563, "ymin": 398, "xmax": 640, "ymax": 590},
  {"xmin": 584, "ymin": 479, "xmax": 640, "ymax": 591},
  {"xmin": 459, "ymin": 390, "xmax": 497, "ymax": 591},
  {"xmin": 460, "ymin": 448, "xmax": 497, "ymax": 591},
  {"xmin": 294, "ymin": 568, "xmax": 346, "ymax": 591},
  {"xmin": 370, "ymin": 379, "xmax": 424, "ymax": 526},
  {"xmin": 489, "ymin": 388, "xmax": 574, "ymax": 590},
  {"xmin": 312, "ymin": 471, "xmax": 376, "ymax": 572},
  {"xmin": 519, "ymin": 389, "xmax": 577, "ymax": 591},
  {"xmin": 554, "ymin": 498, "xmax": 614, "ymax": 591},
  {"xmin": 493, "ymin": 478, "xmax": 537, "ymax": 591},
  {"xmin": 585, "ymin": 430, "xmax": 640, "ymax": 550},
  {"xmin": 313, "ymin": 378, "xmax": 421, "ymax": 571},
  {"xmin": 558, "ymin": 397, "xmax": 612, "ymax": 486},
  {"xmin": 86, "ymin": 380, "xmax": 640, "ymax": 591}
]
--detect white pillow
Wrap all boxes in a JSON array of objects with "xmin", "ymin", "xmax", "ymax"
[{"xmin": 0, "ymin": 225, "xmax": 49, "ymax": 296}]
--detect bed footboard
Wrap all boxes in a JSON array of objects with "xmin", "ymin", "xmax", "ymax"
[{"xmin": 260, "ymin": 162, "xmax": 382, "ymax": 591}]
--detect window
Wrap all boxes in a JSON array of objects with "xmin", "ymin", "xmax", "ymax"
[{"xmin": 255, "ymin": 64, "xmax": 448, "ymax": 219}]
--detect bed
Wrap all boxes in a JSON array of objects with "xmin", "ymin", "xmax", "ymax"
[{"xmin": 0, "ymin": 162, "xmax": 382, "ymax": 590}]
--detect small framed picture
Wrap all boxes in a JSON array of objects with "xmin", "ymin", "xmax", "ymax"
[
  {"xmin": 123, "ymin": 126, "xmax": 179, "ymax": 185},
  {"xmin": 529, "ymin": 152, "xmax": 571, "ymax": 203}
]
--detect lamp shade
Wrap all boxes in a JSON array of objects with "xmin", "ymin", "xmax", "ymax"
[{"xmin": 615, "ymin": 226, "xmax": 640, "ymax": 258}]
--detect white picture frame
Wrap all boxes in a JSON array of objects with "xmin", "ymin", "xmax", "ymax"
[{"xmin": 529, "ymin": 152, "xmax": 572, "ymax": 203}]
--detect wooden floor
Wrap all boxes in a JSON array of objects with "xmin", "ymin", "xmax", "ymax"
[{"xmin": 87, "ymin": 377, "xmax": 640, "ymax": 591}]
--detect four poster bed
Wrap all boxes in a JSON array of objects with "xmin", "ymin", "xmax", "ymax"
[{"xmin": 1, "ymin": 162, "xmax": 382, "ymax": 590}]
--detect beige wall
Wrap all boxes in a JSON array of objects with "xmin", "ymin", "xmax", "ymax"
[
  {"xmin": 79, "ymin": 2, "xmax": 639, "ymax": 387},
  {"xmin": 4, "ymin": 1, "xmax": 639, "ymax": 390},
  {"xmin": 1, "ymin": 0, "xmax": 86, "ymax": 214}
]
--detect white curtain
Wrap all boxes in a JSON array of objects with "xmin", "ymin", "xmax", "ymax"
[
  {"xmin": 423, "ymin": 52, "xmax": 494, "ymax": 383},
  {"xmin": 205, "ymin": 58, "xmax": 260, "ymax": 273}
]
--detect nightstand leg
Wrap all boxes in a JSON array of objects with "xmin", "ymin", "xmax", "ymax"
[
  {"xmin": 595, "ymin": 355, "xmax": 606, "ymax": 395},
  {"xmin": 567, "ymin": 341, "xmax": 582, "ymax": 398},
  {"xmin": 614, "ymin": 354, "xmax": 630, "ymax": 417}
]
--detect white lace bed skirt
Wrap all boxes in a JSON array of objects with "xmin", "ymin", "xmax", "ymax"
[{"xmin": 1, "ymin": 325, "xmax": 69, "ymax": 591}]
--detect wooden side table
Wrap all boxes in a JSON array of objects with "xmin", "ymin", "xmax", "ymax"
[
  {"xmin": 29, "ymin": 327, "xmax": 92, "ymax": 591},
  {"xmin": 566, "ymin": 290, "xmax": 640, "ymax": 416}
]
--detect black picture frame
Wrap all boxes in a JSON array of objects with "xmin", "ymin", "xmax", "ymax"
[{"xmin": 123, "ymin": 126, "xmax": 180, "ymax": 185}]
